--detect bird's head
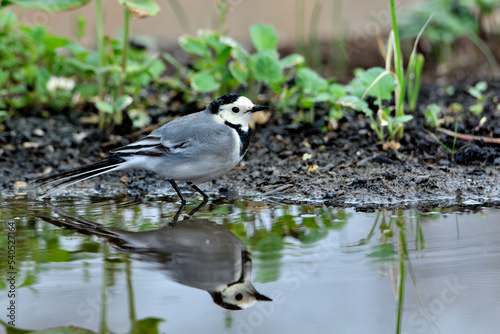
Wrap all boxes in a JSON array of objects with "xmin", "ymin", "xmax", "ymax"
[
  {"xmin": 210, "ymin": 280, "xmax": 273, "ymax": 310},
  {"xmin": 207, "ymin": 94, "xmax": 269, "ymax": 129}
]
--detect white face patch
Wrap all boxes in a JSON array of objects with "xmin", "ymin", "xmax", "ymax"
[{"xmin": 213, "ymin": 96, "xmax": 256, "ymax": 129}]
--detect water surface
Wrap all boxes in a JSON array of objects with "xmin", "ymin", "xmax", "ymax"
[{"xmin": 1, "ymin": 196, "xmax": 499, "ymax": 333}]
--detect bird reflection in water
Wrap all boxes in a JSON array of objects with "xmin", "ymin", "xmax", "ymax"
[{"xmin": 38, "ymin": 204, "xmax": 272, "ymax": 310}]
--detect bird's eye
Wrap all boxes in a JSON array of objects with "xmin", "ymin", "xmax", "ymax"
[
  {"xmin": 232, "ymin": 107, "xmax": 240, "ymax": 113},
  {"xmin": 235, "ymin": 293, "xmax": 243, "ymax": 301}
]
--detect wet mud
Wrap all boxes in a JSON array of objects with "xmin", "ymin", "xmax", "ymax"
[{"xmin": 1, "ymin": 82, "xmax": 499, "ymax": 210}]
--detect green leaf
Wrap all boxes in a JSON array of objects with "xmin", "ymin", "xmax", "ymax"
[
  {"xmin": 45, "ymin": 249, "xmax": 71, "ymax": 262},
  {"xmin": 249, "ymin": 51, "xmax": 283, "ymax": 85},
  {"xmin": 191, "ymin": 71, "xmax": 220, "ymax": 92},
  {"xmin": 66, "ymin": 58, "xmax": 98, "ymax": 73},
  {"xmin": 43, "ymin": 35, "xmax": 70, "ymax": 51},
  {"xmin": 96, "ymin": 101, "xmax": 114, "ymax": 114},
  {"xmin": 119, "ymin": 0, "xmax": 160, "ymax": 17},
  {"xmin": 227, "ymin": 37, "xmax": 250, "ymax": 62},
  {"xmin": 299, "ymin": 229, "xmax": 328, "ymax": 244},
  {"xmin": 467, "ymin": 81, "xmax": 487, "ymax": 99},
  {"xmin": 74, "ymin": 84, "xmax": 98, "ymax": 99},
  {"xmin": 296, "ymin": 67, "xmax": 328, "ymax": 94},
  {"xmin": 19, "ymin": 273, "xmax": 37, "ymax": 288},
  {"xmin": 147, "ymin": 58, "xmax": 166, "ymax": 80},
  {"xmin": 77, "ymin": 16, "xmax": 86, "ymax": 41},
  {"xmin": 215, "ymin": 45, "xmax": 231, "ymax": 66},
  {"xmin": 135, "ymin": 317, "xmax": 164, "ymax": 333},
  {"xmin": 394, "ymin": 115, "xmax": 413, "ymax": 125},
  {"xmin": 0, "ymin": 110, "xmax": 10, "ymax": 123},
  {"xmin": 35, "ymin": 68, "xmax": 51, "ymax": 95},
  {"xmin": 310, "ymin": 92, "xmax": 333, "ymax": 103},
  {"xmin": 470, "ymin": 103, "xmax": 484, "ymax": 115},
  {"xmin": 30, "ymin": 327, "xmax": 94, "ymax": 334},
  {"xmin": 329, "ymin": 105, "xmax": 344, "ymax": 121},
  {"xmin": 279, "ymin": 53, "xmax": 305, "ymax": 69},
  {"xmin": 346, "ymin": 77, "xmax": 367, "ymax": 98},
  {"xmin": 329, "ymin": 83, "xmax": 346, "ymax": 99},
  {"xmin": 198, "ymin": 29, "xmax": 226, "ymax": 54},
  {"xmin": 162, "ymin": 52, "xmax": 183, "ymax": 71},
  {"xmin": 359, "ymin": 67, "xmax": 395, "ymax": 100},
  {"xmin": 337, "ymin": 95, "xmax": 371, "ymax": 114},
  {"xmin": 0, "ymin": 70, "xmax": 10, "ymax": 88},
  {"xmin": 367, "ymin": 243, "xmax": 396, "ymax": 259},
  {"xmin": 114, "ymin": 95, "xmax": 133, "ymax": 112},
  {"xmin": 228, "ymin": 60, "xmax": 248, "ymax": 85},
  {"xmin": 2, "ymin": 0, "xmax": 92, "ymax": 11},
  {"xmin": 127, "ymin": 108, "xmax": 152, "ymax": 128},
  {"xmin": 125, "ymin": 56, "xmax": 158, "ymax": 76},
  {"xmin": 250, "ymin": 24, "xmax": 278, "ymax": 52},
  {"xmin": 179, "ymin": 36, "xmax": 209, "ymax": 57}
]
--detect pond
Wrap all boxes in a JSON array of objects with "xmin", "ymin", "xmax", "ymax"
[{"xmin": 1, "ymin": 195, "xmax": 499, "ymax": 334}]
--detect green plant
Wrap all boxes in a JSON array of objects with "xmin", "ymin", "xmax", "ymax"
[
  {"xmin": 399, "ymin": 0, "xmax": 500, "ymax": 72},
  {"xmin": 0, "ymin": 10, "xmax": 78, "ymax": 118},
  {"xmin": 174, "ymin": 22, "xmax": 368, "ymax": 130},
  {"xmin": 173, "ymin": 24, "xmax": 305, "ymax": 100},
  {"xmin": 295, "ymin": 0, "xmax": 348, "ymax": 75},
  {"xmin": 425, "ymin": 103, "xmax": 442, "ymax": 128},
  {"xmin": 2, "ymin": 0, "xmax": 163, "ymax": 130},
  {"xmin": 342, "ymin": 2, "xmax": 430, "ymax": 146},
  {"xmin": 467, "ymin": 81, "xmax": 488, "ymax": 114}
]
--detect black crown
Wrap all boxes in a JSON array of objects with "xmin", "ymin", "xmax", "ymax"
[{"xmin": 208, "ymin": 94, "xmax": 241, "ymax": 114}]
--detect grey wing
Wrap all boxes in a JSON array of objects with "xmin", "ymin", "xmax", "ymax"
[
  {"xmin": 110, "ymin": 114, "xmax": 204, "ymax": 156},
  {"xmin": 110, "ymin": 119, "xmax": 233, "ymax": 158},
  {"xmin": 110, "ymin": 136, "xmax": 178, "ymax": 156}
]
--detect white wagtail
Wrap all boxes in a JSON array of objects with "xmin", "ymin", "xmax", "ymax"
[
  {"xmin": 40, "ymin": 204, "xmax": 272, "ymax": 310},
  {"xmin": 35, "ymin": 94, "xmax": 269, "ymax": 201}
]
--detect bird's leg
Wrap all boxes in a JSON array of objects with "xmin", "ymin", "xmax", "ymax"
[
  {"xmin": 186, "ymin": 182, "xmax": 210, "ymax": 201},
  {"xmin": 186, "ymin": 198, "xmax": 208, "ymax": 218},
  {"xmin": 168, "ymin": 180, "xmax": 186, "ymax": 203},
  {"xmin": 171, "ymin": 201, "xmax": 186, "ymax": 224}
]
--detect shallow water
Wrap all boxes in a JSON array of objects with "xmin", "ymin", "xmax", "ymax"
[{"xmin": 1, "ymin": 195, "xmax": 499, "ymax": 334}]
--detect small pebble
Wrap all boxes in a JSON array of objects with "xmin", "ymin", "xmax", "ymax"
[
  {"xmin": 14, "ymin": 181, "xmax": 28, "ymax": 189},
  {"xmin": 33, "ymin": 128, "xmax": 45, "ymax": 136},
  {"xmin": 23, "ymin": 142, "xmax": 39, "ymax": 149}
]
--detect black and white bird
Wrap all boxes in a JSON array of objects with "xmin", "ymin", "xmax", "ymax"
[
  {"xmin": 39, "ymin": 206, "xmax": 272, "ymax": 310},
  {"xmin": 35, "ymin": 94, "xmax": 269, "ymax": 201}
]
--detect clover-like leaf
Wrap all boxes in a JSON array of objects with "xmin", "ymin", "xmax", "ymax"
[
  {"xmin": 179, "ymin": 36, "xmax": 209, "ymax": 57},
  {"xmin": 2, "ymin": 0, "xmax": 91, "ymax": 11},
  {"xmin": 250, "ymin": 24, "xmax": 278, "ymax": 52},
  {"xmin": 249, "ymin": 51, "xmax": 283, "ymax": 85},
  {"xmin": 296, "ymin": 67, "xmax": 328, "ymax": 94},
  {"xmin": 191, "ymin": 71, "xmax": 220, "ymax": 92},
  {"xmin": 359, "ymin": 67, "xmax": 395, "ymax": 100},
  {"xmin": 119, "ymin": 0, "xmax": 160, "ymax": 18}
]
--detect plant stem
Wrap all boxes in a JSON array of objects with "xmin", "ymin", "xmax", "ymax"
[
  {"xmin": 396, "ymin": 216, "xmax": 407, "ymax": 334},
  {"xmin": 389, "ymin": 0, "xmax": 406, "ymax": 139},
  {"xmin": 100, "ymin": 243, "xmax": 109, "ymax": 334},
  {"xmin": 309, "ymin": 0, "xmax": 322, "ymax": 69},
  {"xmin": 167, "ymin": 0, "xmax": 191, "ymax": 32},
  {"xmin": 95, "ymin": 0, "xmax": 105, "ymax": 100},
  {"xmin": 95, "ymin": 0, "xmax": 106, "ymax": 129},
  {"xmin": 295, "ymin": 0, "xmax": 305, "ymax": 56},
  {"xmin": 332, "ymin": 0, "xmax": 346, "ymax": 76},
  {"xmin": 126, "ymin": 256, "xmax": 136, "ymax": 321},
  {"xmin": 119, "ymin": 5, "xmax": 130, "ymax": 98}
]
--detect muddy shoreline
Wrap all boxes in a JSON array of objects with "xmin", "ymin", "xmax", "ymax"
[{"xmin": 1, "ymin": 84, "xmax": 499, "ymax": 210}]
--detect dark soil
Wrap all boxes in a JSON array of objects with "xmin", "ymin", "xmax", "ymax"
[{"xmin": 1, "ymin": 81, "xmax": 499, "ymax": 210}]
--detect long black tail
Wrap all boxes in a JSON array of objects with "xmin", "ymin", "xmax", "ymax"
[{"xmin": 34, "ymin": 155, "xmax": 126, "ymax": 192}]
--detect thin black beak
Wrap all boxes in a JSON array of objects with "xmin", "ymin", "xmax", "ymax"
[
  {"xmin": 250, "ymin": 105, "xmax": 269, "ymax": 112},
  {"xmin": 255, "ymin": 292, "xmax": 273, "ymax": 301}
]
